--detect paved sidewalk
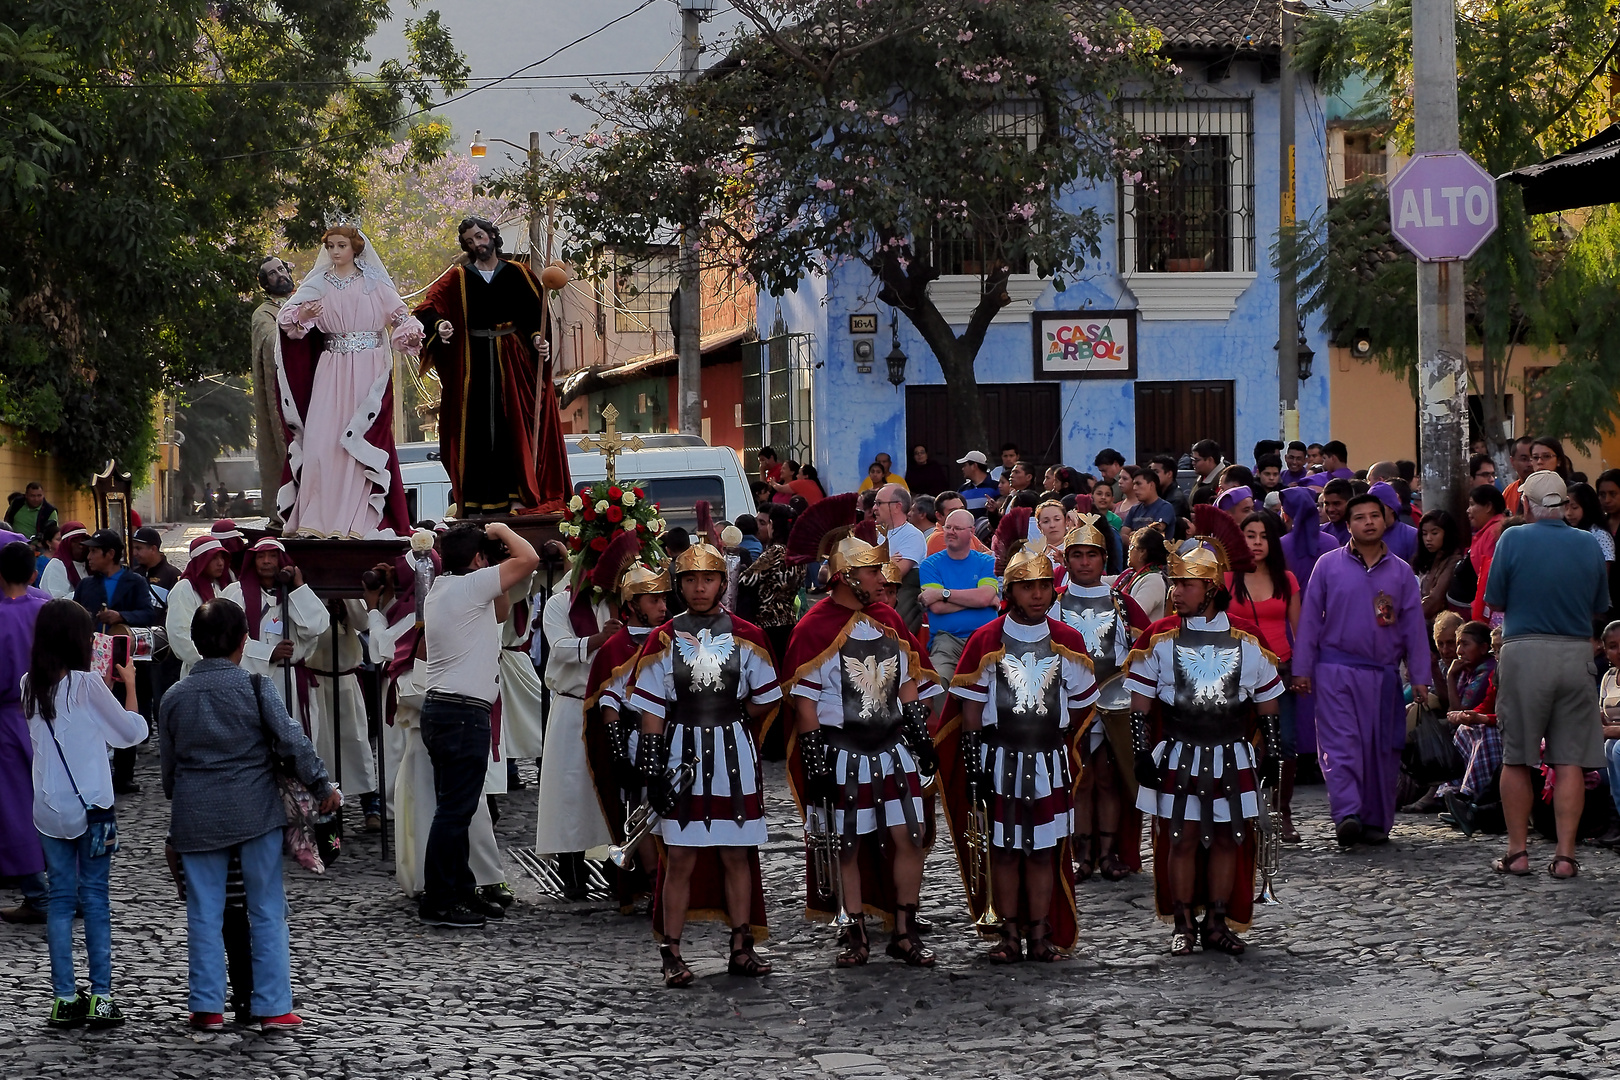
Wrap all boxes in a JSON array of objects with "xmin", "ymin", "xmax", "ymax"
[{"xmin": 2, "ymin": 750, "xmax": 1617, "ymax": 1080}]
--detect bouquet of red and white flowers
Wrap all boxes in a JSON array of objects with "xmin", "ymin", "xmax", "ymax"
[{"xmin": 558, "ymin": 480, "xmax": 667, "ymax": 593}]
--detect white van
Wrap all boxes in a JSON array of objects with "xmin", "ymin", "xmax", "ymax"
[{"xmin": 396, "ymin": 434, "xmax": 755, "ymax": 532}]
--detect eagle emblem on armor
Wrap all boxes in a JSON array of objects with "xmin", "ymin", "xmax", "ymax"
[
  {"xmin": 1000, "ymin": 651, "xmax": 1061, "ymax": 716},
  {"xmin": 1175, "ymin": 644, "xmax": 1241, "ymax": 704},
  {"xmin": 1061, "ymin": 605, "xmax": 1113, "ymax": 658},
  {"xmin": 675, "ymin": 629, "xmax": 736, "ymax": 692},
  {"xmin": 842, "ymin": 653, "xmax": 899, "ymax": 718}
]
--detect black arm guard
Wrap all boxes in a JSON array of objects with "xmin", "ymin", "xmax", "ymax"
[
  {"xmin": 960, "ymin": 728, "xmax": 986, "ymax": 800},
  {"xmin": 798, "ymin": 725, "xmax": 834, "ymax": 802},
  {"xmin": 1260, "ymin": 711, "xmax": 1283, "ymax": 788},
  {"xmin": 1130, "ymin": 711, "xmax": 1159, "ymax": 792},
  {"xmin": 636, "ymin": 729, "xmax": 667, "ymax": 784},
  {"xmin": 901, "ymin": 699, "xmax": 939, "ymax": 778}
]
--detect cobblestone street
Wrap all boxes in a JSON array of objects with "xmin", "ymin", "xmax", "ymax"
[{"xmin": 3, "ymin": 751, "xmax": 1618, "ymax": 1080}]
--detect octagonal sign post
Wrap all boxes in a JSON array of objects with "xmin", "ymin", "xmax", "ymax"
[{"xmin": 1387, "ymin": 151, "xmax": 1499, "ymax": 262}]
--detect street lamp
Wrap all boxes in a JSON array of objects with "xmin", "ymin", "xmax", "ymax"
[
  {"xmin": 1297, "ymin": 333, "xmax": 1316, "ymax": 381},
  {"xmin": 468, "ymin": 129, "xmax": 487, "ymax": 158},
  {"xmin": 885, "ymin": 314, "xmax": 908, "ymax": 387}
]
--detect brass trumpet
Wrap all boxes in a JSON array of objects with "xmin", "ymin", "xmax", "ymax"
[
  {"xmin": 965, "ymin": 779, "xmax": 1001, "ymax": 931},
  {"xmin": 1253, "ymin": 780, "xmax": 1282, "ymax": 906},
  {"xmin": 608, "ymin": 761, "xmax": 695, "ymax": 871},
  {"xmin": 806, "ymin": 798, "xmax": 854, "ymax": 929}
]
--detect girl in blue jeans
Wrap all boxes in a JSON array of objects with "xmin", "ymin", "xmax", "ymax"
[{"xmin": 25, "ymin": 600, "xmax": 148, "ymax": 1028}]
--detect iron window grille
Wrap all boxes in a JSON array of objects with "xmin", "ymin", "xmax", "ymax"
[
  {"xmin": 613, "ymin": 248, "xmax": 678, "ymax": 334},
  {"xmin": 742, "ymin": 331, "xmax": 816, "ymax": 471},
  {"xmin": 1119, "ymin": 98, "xmax": 1255, "ymax": 274},
  {"xmin": 930, "ymin": 100, "xmax": 1043, "ymax": 278}
]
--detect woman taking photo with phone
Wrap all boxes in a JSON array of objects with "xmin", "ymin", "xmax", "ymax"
[{"xmin": 26, "ymin": 599, "xmax": 147, "ymax": 1028}]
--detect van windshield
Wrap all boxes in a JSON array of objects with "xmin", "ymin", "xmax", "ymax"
[{"xmin": 575, "ymin": 477, "xmax": 724, "ymax": 533}]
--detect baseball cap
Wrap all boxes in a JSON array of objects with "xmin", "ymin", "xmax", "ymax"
[
  {"xmin": 1521, "ymin": 470, "xmax": 1568, "ymax": 508},
  {"xmin": 83, "ymin": 528, "xmax": 123, "ymax": 552},
  {"xmin": 956, "ymin": 450, "xmax": 988, "ymax": 465},
  {"xmin": 132, "ymin": 526, "xmax": 163, "ymax": 547}
]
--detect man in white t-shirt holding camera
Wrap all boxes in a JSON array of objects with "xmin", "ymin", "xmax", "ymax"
[{"xmin": 418, "ymin": 521, "xmax": 539, "ymax": 927}]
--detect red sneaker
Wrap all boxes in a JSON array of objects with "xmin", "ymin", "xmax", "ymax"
[
  {"xmin": 188, "ymin": 1012, "xmax": 225, "ymax": 1031},
  {"xmin": 259, "ymin": 1012, "xmax": 303, "ymax": 1032}
]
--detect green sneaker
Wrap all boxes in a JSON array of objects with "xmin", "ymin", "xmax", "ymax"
[
  {"xmin": 86, "ymin": 994, "xmax": 126, "ymax": 1029},
  {"xmin": 477, "ymin": 882, "xmax": 516, "ymax": 908},
  {"xmin": 47, "ymin": 993, "xmax": 88, "ymax": 1029}
]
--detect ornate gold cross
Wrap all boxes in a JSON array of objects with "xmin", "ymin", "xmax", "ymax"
[{"xmin": 576, "ymin": 403, "xmax": 643, "ymax": 485}]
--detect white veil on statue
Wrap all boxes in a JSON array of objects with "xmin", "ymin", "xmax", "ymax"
[{"xmin": 287, "ymin": 216, "xmax": 396, "ymax": 307}]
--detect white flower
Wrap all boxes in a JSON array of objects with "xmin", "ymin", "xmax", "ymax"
[
  {"xmin": 655, "ymin": 518, "xmax": 667, "ymax": 533},
  {"xmin": 409, "ymin": 528, "xmax": 435, "ymax": 554},
  {"xmin": 622, "ymin": 490, "xmax": 637, "ymax": 507},
  {"xmin": 558, "ymin": 522, "xmax": 574, "ymax": 538},
  {"xmin": 568, "ymin": 495, "xmax": 583, "ymax": 512},
  {"xmin": 622, "ymin": 521, "xmax": 637, "ymax": 533},
  {"xmin": 595, "ymin": 500, "xmax": 609, "ymax": 514}
]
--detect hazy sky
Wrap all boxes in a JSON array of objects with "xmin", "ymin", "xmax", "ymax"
[{"xmin": 369, "ymin": 1, "xmax": 745, "ymax": 174}]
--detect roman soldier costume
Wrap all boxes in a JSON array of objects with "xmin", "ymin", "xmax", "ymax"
[
  {"xmin": 935, "ymin": 541, "xmax": 1098, "ymax": 962},
  {"xmin": 781, "ymin": 531, "xmax": 942, "ymax": 967},
  {"xmin": 1125, "ymin": 519, "xmax": 1284, "ymax": 955}
]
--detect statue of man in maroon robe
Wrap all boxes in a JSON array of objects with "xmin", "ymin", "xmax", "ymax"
[{"xmin": 413, "ymin": 217, "xmax": 572, "ymax": 516}]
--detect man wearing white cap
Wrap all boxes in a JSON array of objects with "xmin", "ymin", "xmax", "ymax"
[
  {"xmin": 1483, "ymin": 470, "xmax": 1611, "ymax": 880},
  {"xmin": 956, "ymin": 451, "xmax": 999, "ymax": 521}
]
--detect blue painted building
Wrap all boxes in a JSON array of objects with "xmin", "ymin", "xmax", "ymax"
[{"xmin": 756, "ymin": 3, "xmax": 1333, "ymax": 495}]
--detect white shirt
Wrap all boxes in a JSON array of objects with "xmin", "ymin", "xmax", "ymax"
[
  {"xmin": 883, "ymin": 521, "xmax": 926, "ymax": 569},
  {"xmin": 424, "ymin": 566, "xmax": 505, "ymax": 701},
  {"xmin": 542, "ymin": 588, "xmax": 617, "ymax": 698},
  {"xmin": 39, "ymin": 558, "xmax": 86, "ymax": 601},
  {"xmin": 218, "ymin": 580, "xmax": 328, "ymax": 691},
  {"xmin": 599, "ymin": 626, "xmax": 653, "ymax": 713},
  {"xmin": 27, "ymin": 672, "xmax": 148, "ymax": 838}
]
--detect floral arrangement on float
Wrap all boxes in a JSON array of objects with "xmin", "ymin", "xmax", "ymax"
[{"xmin": 558, "ymin": 481, "xmax": 667, "ymax": 595}]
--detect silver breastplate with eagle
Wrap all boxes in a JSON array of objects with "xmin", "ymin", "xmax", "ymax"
[
  {"xmin": 670, "ymin": 610, "xmax": 743, "ymax": 728},
  {"xmin": 989, "ymin": 633, "xmax": 1066, "ymax": 753},
  {"xmin": 830, "ymin": 629, "xmax": 904, "ymax": 754},
  {"xmin": 1166, "ymin": 624, "xmax": 1249, "ymax": 742},
  {"xmin": 1057, "ymin": 588, "xmax": 1123, "ymax": 683}
]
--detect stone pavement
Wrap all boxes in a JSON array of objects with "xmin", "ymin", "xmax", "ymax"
[{"xmin": 3, "ymin": 748, "xmax": 1618, "ymax": 1080}]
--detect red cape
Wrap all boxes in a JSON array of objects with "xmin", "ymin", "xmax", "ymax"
[
  {"xmin": 779, "ymin": 598, "xmax": 940, "ymax": 929},
  {"xmin": 582, "ymin": 626, "xmax": 648, "ymax": 848},
  {"xmin": 933, "ymin": 615, "xmax": 1093, "ymax": 952}
]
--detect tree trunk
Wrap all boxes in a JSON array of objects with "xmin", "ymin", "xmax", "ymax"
[{"xmin": 1480, "ymin": 336, "xmax": 1510, "ymax": 473}]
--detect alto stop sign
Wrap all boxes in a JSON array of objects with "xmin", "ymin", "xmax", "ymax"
[{"xmin": 1387, "ymin": 151, "xmax": 1498, "ymax": 262}]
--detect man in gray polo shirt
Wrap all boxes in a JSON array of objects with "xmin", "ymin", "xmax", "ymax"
[{"xmin": 1483, "ymin": 471, "xmax": 1610, "ymax": 880}]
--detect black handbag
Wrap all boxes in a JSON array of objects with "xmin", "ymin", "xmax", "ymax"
[{"xmin": 1403, "ymin": 710, "xmax": 1465, "ymax": 784}]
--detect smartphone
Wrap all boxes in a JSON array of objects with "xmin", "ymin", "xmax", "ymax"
[{"xmin": 111, "ymin": 635, "xmax": 130, "ymax": 669}]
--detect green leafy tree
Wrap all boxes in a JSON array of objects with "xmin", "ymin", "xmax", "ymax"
[
  {"xmin": 550, "ymin": 0, "xmax": 1175, "ymax": 453},
  {"xmin": 1293, "ymin": 0, "xmax": 1618, "ymax": 452},
  {"xmin": 0, "ymin": 1, "xmax": 466, "ymax": 483},
  {"xmin": 175, "ymin": 377, "xmax": 253, "ymax": 492}
]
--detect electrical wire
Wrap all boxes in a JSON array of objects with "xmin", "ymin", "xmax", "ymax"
[{"xmin": 49, "ymin": 70, "xmax": 676, "ymax": 91}]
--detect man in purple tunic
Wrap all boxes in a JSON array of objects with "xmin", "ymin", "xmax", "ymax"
[
  {"xmin": 0, "ymin": 536, "xmax": 49, "ymax": 921},
  {"xmin": 1292, "ymin": 493, "xmax": 1430, "ymax": 847}
]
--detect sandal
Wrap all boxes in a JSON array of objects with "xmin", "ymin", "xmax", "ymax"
[
  {"xmin": 986, "ymin": 919, "xmax": 1023, "ymax": 964},
  {"xmin": 1548, "ymin": 854, "xmax": 1580, "ymax": 880},
  {"xmin": 835, "ymin": 915, "xmax": 869, "ymax": 968},
  {"xmin": 1200, "ymin": 903, "xmax": 1246, "ymax": 956},
  {"xmin": 1097, "ymin": 833, "xmax": 1129, "ymax": 881},
  {"xmin": 1492, "ymin": 849, "xmax": 1531, "ymax": 876},
  {"xmin": 1169, "ymin": 904, "xmax": 1196, "ymax": 957},
  {"xmin": 1072, "ymin": 833, "xmax": 1094, "ymax": 882},
  {"xmin": 727, "ymin": 925, "xmax": 772, "ymax": 977},
  {"xmin": 1024, "ymin": 918, "xmax": 1067, "ymax": 963},
  {"xmin": 884, "ymin": 904, "xmax": 935, "ymax": 967},
  {"xmin": 660, "ymin": 940, "xmax": 694, "ymax": 988}
]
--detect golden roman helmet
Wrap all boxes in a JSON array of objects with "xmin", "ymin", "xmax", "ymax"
[
  {"xmin": 672, "ymin": 541, "xmax": 727, "ymax": 576},
  {"xmin": 1062, "ymin": 512, "xmax": 1106, "ymax": 552},
  {"xmin": 1003, "ymin": 539, "xmax": 1056, "ymax": 584},
  {"xmin": 827, "ymin": 533, "xmax": 889, "ymax": 576},
  {"xmin": 1167, "ymin": 538, "xmax": 1224, "ymax": 582},
  {"xmin": 619, "ymin": 560, "xmax": 670, "ymax": 597},
  {"xmin": 881, "ymin": 559, "xmax": 905, "ymax": 585}
]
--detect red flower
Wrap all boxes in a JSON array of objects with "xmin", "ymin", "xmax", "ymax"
[
  {"xmin": 608, "ymin": 485, "xmax": 623, "ymax": 500},
  {"xmin": 589, "ymin": 536, "xmax": 609, "ymax": 552},
  {"xmin": 637, "ymin": 521, "xmax": 648, "ymax": 534},
  {"xmin": 582, "ymin": 504, "xmax": 596, "ymax": 521},
  {"xmin": 634, "ymin": 487, "xmax": 644, "ymax": 498},
  {"xmin": 606, "ymin": 505, "xmax": 624, "ymax": 523},
  {"xmin": 569, "ymin": 536, "xmax": 583, "ymax": 552}
]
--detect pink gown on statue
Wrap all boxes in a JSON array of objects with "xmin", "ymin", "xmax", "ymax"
[{"xmin": 277, "ymin": 274, "xmax": 423, "ymax": 538}]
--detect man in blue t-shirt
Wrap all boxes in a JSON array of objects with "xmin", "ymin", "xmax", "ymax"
[{"xmin": 919, "ymin": 509, "xmax": 1000, "ymax": 680}]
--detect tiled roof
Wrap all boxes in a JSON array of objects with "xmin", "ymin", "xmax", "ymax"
[{"xmin": 1075, "ymin": 0, "xmax": 1282, "ymax": 51}]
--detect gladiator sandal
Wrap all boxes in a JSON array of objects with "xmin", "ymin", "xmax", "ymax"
[
  {"xmin": 1201, "ymin": 902, "xmax": 1246, "ymax": 956},
  {"xmin": 1072, "ymin": 833, "xmax": 1095, "ymax": 882},
  {"xmin": 885, "ymin": 905, "xmax": 936, "ymax": 967},
  {"xmin": 727, "ymin": 925, "xmax": 773, "ymax": 977},
  {"xmin": 986, "ymin": 918, "xmax": 1023, "ymax": 964},
  {"xmin": 1024, "ymin": 918, "xmax": 1067, "ymax": 963},
  {"xmin": 1097, "ymin": 832, "xmax": 1129, "ymax": 882},
  {"xmin": 660, "ymin": 939, "xmax": 694, "ymax": 989},
  {"xmin": 835, "ymin": 914, "xmax": 870, "ymax": 968},
  {"xmin": 1169, "ymin": 904, "xmax": 1197, "ymax": 957}
]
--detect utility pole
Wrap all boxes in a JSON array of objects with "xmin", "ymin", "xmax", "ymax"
[
  {"xmin": 1412, "ymin": 0, "xmax": 1469, "ymax": 521},
  {"xmin": 1276, "ymin": 2, "xmax": 1299, "ymax": 444},
  {"xmin": 676, "ymin": 3, "xmax": 706, "ymax": 436}
]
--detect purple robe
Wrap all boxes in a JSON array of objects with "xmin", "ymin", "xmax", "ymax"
[
  {"xmin": 1279, "ymin": 486, "xmax": 1327, "ymax": 756},
  {"xmin": 1302, "ymin": 467, "xmax": 1355, "ymax": 489},
  {"xmin": 1321, "ymin": 519, "xmax": 1350, "ymax": 547},
  {"xmin": 1385, "ymin": 519, "xmax": 1419, "ymax": 565},
  {"xmin": 0, "ymin": 590, "xmax": 46, "ymax": 877},
  {"xmin": 1293, "ymin": 544, "xmax": 1430, "ymax": 835}
]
